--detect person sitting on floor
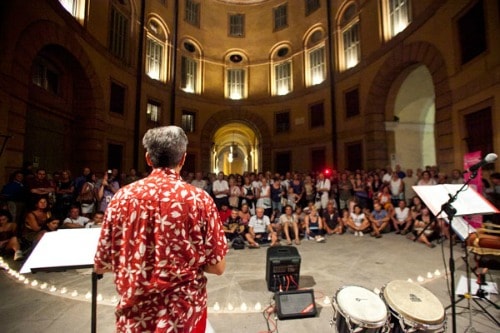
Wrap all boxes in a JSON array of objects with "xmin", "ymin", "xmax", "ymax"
[
  {"xmin": 22, "ymin": 196, "xmax": 52, "ymax": 249},
  {"xmin": 322, "ymin": 201, "xmax": 343, "ymax": 235},
  {"xmin": 223, "ymin": 208, "xmax": 245, "ymax": 242},
  {"xmin": 407, "ymin": 206, "xmax": 438, "ymax": 248},
  {"xmin": 245, "ymin": 207, "xmax": 278, "ymax": 248},
  {"xmin": 0, "ymin": 209, "xmax": 23, "ymax": 261},
  {"xmin": 279, "ymin": 205, "xmax": 300, "ymax": 245},
  {"xmin": 304, "ymin": 205, "xmax": 325, "ymax": 243},
  {"xmin": 347, "ymin": 205, "xmax": 371, "ymax": 236},
  {"xmin": 369, "ymin": 202, "xmax": 390, "ymax": 238},
  {"xmin": 63, "ymin": 205, "xmax": 90, "ymax": 228},
  {"xmin": 85, "ymin": 211, "xmax": 105, "ymax": 228},
  {"xmin": 391, "ymin": 199, "xmax": 411, "ymax": 235}
]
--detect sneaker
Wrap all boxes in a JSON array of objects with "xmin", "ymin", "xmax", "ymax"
[
  {"xmin": 14, "ymin": 250, "xmax": 24, "ymax": 261},
  {"xmin": 354, "ymin": 231, "xmax": 359, "ymax": 237},
  {"xmin": 359, "ymin": 232, "xmax": 364, "ymax": 237},
  {"xmin": 316, "ymin": 236, "xmax": 325, "ymax": 243}
]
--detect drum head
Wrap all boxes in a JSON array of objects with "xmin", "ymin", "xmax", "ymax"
[
  {"xmin": 336, "ymin": 285, "xmax": 388, "ymax": 325},
  {"xmin": 383, "ymin": 280, "xmax": 444, "ymax": 325}
]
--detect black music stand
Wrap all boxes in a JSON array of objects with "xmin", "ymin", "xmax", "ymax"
[
  {"xmin": 20, "ymin": 228, "xmax": 102, "ymax": 333},
  {"xmin": 413, "ymin": 184, "xmax": 499, "ymax": 333}
]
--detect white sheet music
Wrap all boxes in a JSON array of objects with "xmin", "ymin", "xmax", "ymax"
[
  {"xmin": 442, "ymin": 216, "xmax": 476, "ymax": 241},
  {"xmin": 413, "ymin": 185, "xmax": 499, "ymax": 218},
  {"xmin": 20, "ymin": 228, "xmax": 101, "ymax": 274}
]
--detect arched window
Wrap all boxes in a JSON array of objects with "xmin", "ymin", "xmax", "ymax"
[
  {"xmin": 381, "ymin": 0, "xmax": 412, "ymax": 41},
  {"xmin": 270, "ymin": 44, "xmax": 293, "ymax": 96},
  {"xmin": 305, "ymin": 28, "xmax": 326, "ymax": 87},
  {"xmin": 180, "ymin": 40, "xmax": 202, "ymax": 94},
  {"xmin": 145, "ymin": 19, "xmax": 168, "ymax": 82},
  {"xmin": 225, "ymin": 52, "xmax": 248, "ymax": 100},
  {"xmin": 338, "ymin": 2, "xmax": 360, "ymax": 70}
]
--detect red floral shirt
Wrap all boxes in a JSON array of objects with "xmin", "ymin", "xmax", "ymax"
[{"xmin": 94, "ymin": 168, "xmax": 228, "ymax": 332}]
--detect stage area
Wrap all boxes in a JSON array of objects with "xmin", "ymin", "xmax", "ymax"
[{"xmin": 1, "ymin": 232, "xmax": 498, "ymax": 332}]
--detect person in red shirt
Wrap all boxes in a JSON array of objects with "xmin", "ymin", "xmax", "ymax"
[{"xmin": 94, "ymin": 126, "xmax": 228, "ymax": 333}]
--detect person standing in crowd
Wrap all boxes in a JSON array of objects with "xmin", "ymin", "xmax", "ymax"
[
  {"xmin": 0, "ymin": 170, "xmax": 27, "ymax": 224},
  {"xmin": 212, "ymin": 171, "xmax": 229, "ymax": 209},
  {"xmin": 315, "ymin": 172, "xmax": 331, "ymax": 213},
  {"xmin": 94, "ymin": 126, "xmax": 227, "ymax": 333},
  {"xmin": 26, "ymin": 168, "xmax": 54, "ymax": 206},
  {"xmin": 97, "ymin": 169, "xmax": 120, "ymax": 212}
]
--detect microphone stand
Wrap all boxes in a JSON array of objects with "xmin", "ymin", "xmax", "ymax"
[{"xmin": 413, "ymin": 170, "xmax": 478, "ymax": 333}]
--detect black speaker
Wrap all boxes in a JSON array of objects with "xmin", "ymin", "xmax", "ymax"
[
  {"xmin": 266, "ymin": 246, "xmax": 301, "ymax": 292},
  {"xmin": 275, "ymin": 289, "xmax": 317, "ymax": 320}
]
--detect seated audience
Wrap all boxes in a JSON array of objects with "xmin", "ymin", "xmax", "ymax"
[
  {"xmin": 63, "ymin": 205, "xmax": 90, "ymax": 228},
  {"xmin": 322, "ymin": 201, "xmax": 342, "ymax": 235},
  {"xmin": 245, "ymin": 207, "xmax": 278, "ymax": 248},
  {"xmin": 238, "ymin": 203, "xmax": 252, "ymax": 226},
  {"xmin": 408, "ymin": 206, "xmax": 438, "ymax": 248},
  {"xmin": 42, "ymin": 217, "xmax": 60, "ymax": 232},
  {"xmin": 85, "ymin": 211, "xmax": 105, "ymax": 228},
  {"xmin": 223, "ymin": 209, "xmax": 245, "ymax": 241},
  {"xmin": 218, "ymin": 203, "xmax": 232, "ymax": 224},
  {"xmin": 347, "ymin": 205, "xmax": 370, "ymax": 236},
  {"xmin": 22, "ymin": 196, "xmax": 52, "ymax": 247},
  {"xmin": 369, "ymin": 202, "xmax": 390, "ymax": 238},
  {"xmin": 304, "ymin": 205, "xmax": 325, "ymax": 242},
  {"xmin": 391, "ymin": 200, "xmax": 411, "ymax": 234},
  {"xmin": 0, "ymin": 209, "xmax": 23, "ymax": 261},
  {"xmin": 279, "ymin": 205, "xmax": 300, "ymax": 245}
]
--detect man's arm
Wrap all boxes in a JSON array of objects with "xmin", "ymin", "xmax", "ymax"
[{"xmin": 203, "ymin": 257, "xmax": 226, "ymax": 275}]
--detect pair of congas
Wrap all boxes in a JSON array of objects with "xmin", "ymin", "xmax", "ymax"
[{"xmin": 331, "ymin": 280, "xmax": 446, "ymax": 333}]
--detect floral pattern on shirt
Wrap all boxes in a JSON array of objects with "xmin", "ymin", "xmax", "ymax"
[{"xmin": 94, "ymin": 168, "xmax": 228, "ymax": 333}]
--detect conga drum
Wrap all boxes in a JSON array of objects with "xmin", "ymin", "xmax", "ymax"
[
  {"xmin": 331, "ymin": 285, "xmax": 389, "ymax": 333},
  {"xmin": 381, "ymin": 280, "xmax": 446, "ymax": 332}
]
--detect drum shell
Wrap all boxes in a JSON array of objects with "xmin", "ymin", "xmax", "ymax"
[
  {"xmin": 332, "ymin": 285, "xmax": 389, "ymax": 333},
  {"xmin": 381, "ymin": 280, "xmax": 446, "ymax": 333}
]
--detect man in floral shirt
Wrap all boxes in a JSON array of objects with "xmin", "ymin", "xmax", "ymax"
[{"xmin": 94, "ymin": 126, "xmax": 228, "ymax": 333}]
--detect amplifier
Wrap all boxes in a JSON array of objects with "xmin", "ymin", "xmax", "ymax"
[
  {"xmin": 266, "ymin": 246, "xmax": 301, "ymax": 292},
  {"xmin": 275, "ymin": 289, "xmax": 317, "ymax": 320}
]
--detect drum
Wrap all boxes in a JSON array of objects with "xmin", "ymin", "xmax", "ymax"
[
  {"xmin": 331, "ymin": 285, "xmax": 389, "ymax": 333},
  {"xmin": 381, "ymin": 280, "xmax": 446, "ymax": 332}
]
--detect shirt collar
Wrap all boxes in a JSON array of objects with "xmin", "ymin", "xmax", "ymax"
[{"xmin": 150, "ymin": 168, "xmax": 181, "ymax": 180}]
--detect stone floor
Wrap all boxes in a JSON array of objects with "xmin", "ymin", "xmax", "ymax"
[{"xmin": 1, "ymin": 232, "xmax": 499, "ymax": 333}]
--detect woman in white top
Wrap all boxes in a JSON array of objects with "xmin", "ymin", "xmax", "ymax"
[
  {"xmin": 347, "ymin": 205, "xmax": 370, "ymax": 236},
  {"xmin": 279, "ymin": 205, "xmax": 300, "ymax": 245}
]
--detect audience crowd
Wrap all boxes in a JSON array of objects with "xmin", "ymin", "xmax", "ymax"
[{"xmin": 1, "ymin": 162, "xmax": 499, "ymax": 260}]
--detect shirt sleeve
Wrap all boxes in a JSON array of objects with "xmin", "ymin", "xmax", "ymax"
[{"xmin": 201, "ymin": 193, "xmax": 228, "ymax": 265}]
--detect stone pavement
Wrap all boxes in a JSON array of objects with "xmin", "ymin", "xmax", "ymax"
[{"xmin": 0, "ymin": 232, "xmax": 498, "ymax": 332}]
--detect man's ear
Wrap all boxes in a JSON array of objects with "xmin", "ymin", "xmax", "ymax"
[
  {"xmin": 145, "ymin": 152, "xmax": 153, "ymax": 167},
  {"xmin": 178, "ymin": 152, "xmax": 187, "ymax": 169}
]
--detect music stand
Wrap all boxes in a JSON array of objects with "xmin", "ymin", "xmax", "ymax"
[
  {"xmin": 20, "ymin": 228, "xmax": 102, "ymax": 333},
  {"xmin": 413, "ymin": 184, "xmax": 499, "ymax": 333}
]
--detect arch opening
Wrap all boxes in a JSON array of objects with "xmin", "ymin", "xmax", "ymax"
[
  {"xmin": 386, "ymin": 64, "xmax": 436, "ymax": 170},
  {"xmin": 211, "ymin": 122, "xmax": 260, "ymax": 175}
]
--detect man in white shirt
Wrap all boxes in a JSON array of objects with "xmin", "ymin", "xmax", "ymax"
[
  {"xmin": 315, "ymin": 172, "xmax": 331, "ymax": 211},
  {"xmin": 245, "ymin": 207, "xmax": 277, "ymax": 248},
  {"xmin": 212, "ymin": 172, "xmax": 229, "ymax": 209},
  {"xmin": 190, "ymin": 171, "xmax": 207, "ymax": 190},
  {"xmin": 391, "ymin": 200, "xmax": 411, "ymax": 234},
  {"xmin": 63, "ymin": 206, "xmax": 90, "ymax": 228}
]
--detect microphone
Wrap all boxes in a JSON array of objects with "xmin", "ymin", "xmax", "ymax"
[{"xmin": 464, "ymin": 153, "xmax": 497, "ymax": 173}]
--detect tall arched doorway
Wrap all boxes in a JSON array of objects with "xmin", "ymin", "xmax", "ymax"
[
  {"xmin": 211, "ymin": 123, "xmax": 259, "ymax": 175},
  {"xmin": 386, "ymin": 65, "xmax": 436, "ymax": 170}
]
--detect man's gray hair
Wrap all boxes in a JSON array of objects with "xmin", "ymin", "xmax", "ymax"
[{"xmin": 142, "ymin": 126, "xmax": 188, "ymax": 168}]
